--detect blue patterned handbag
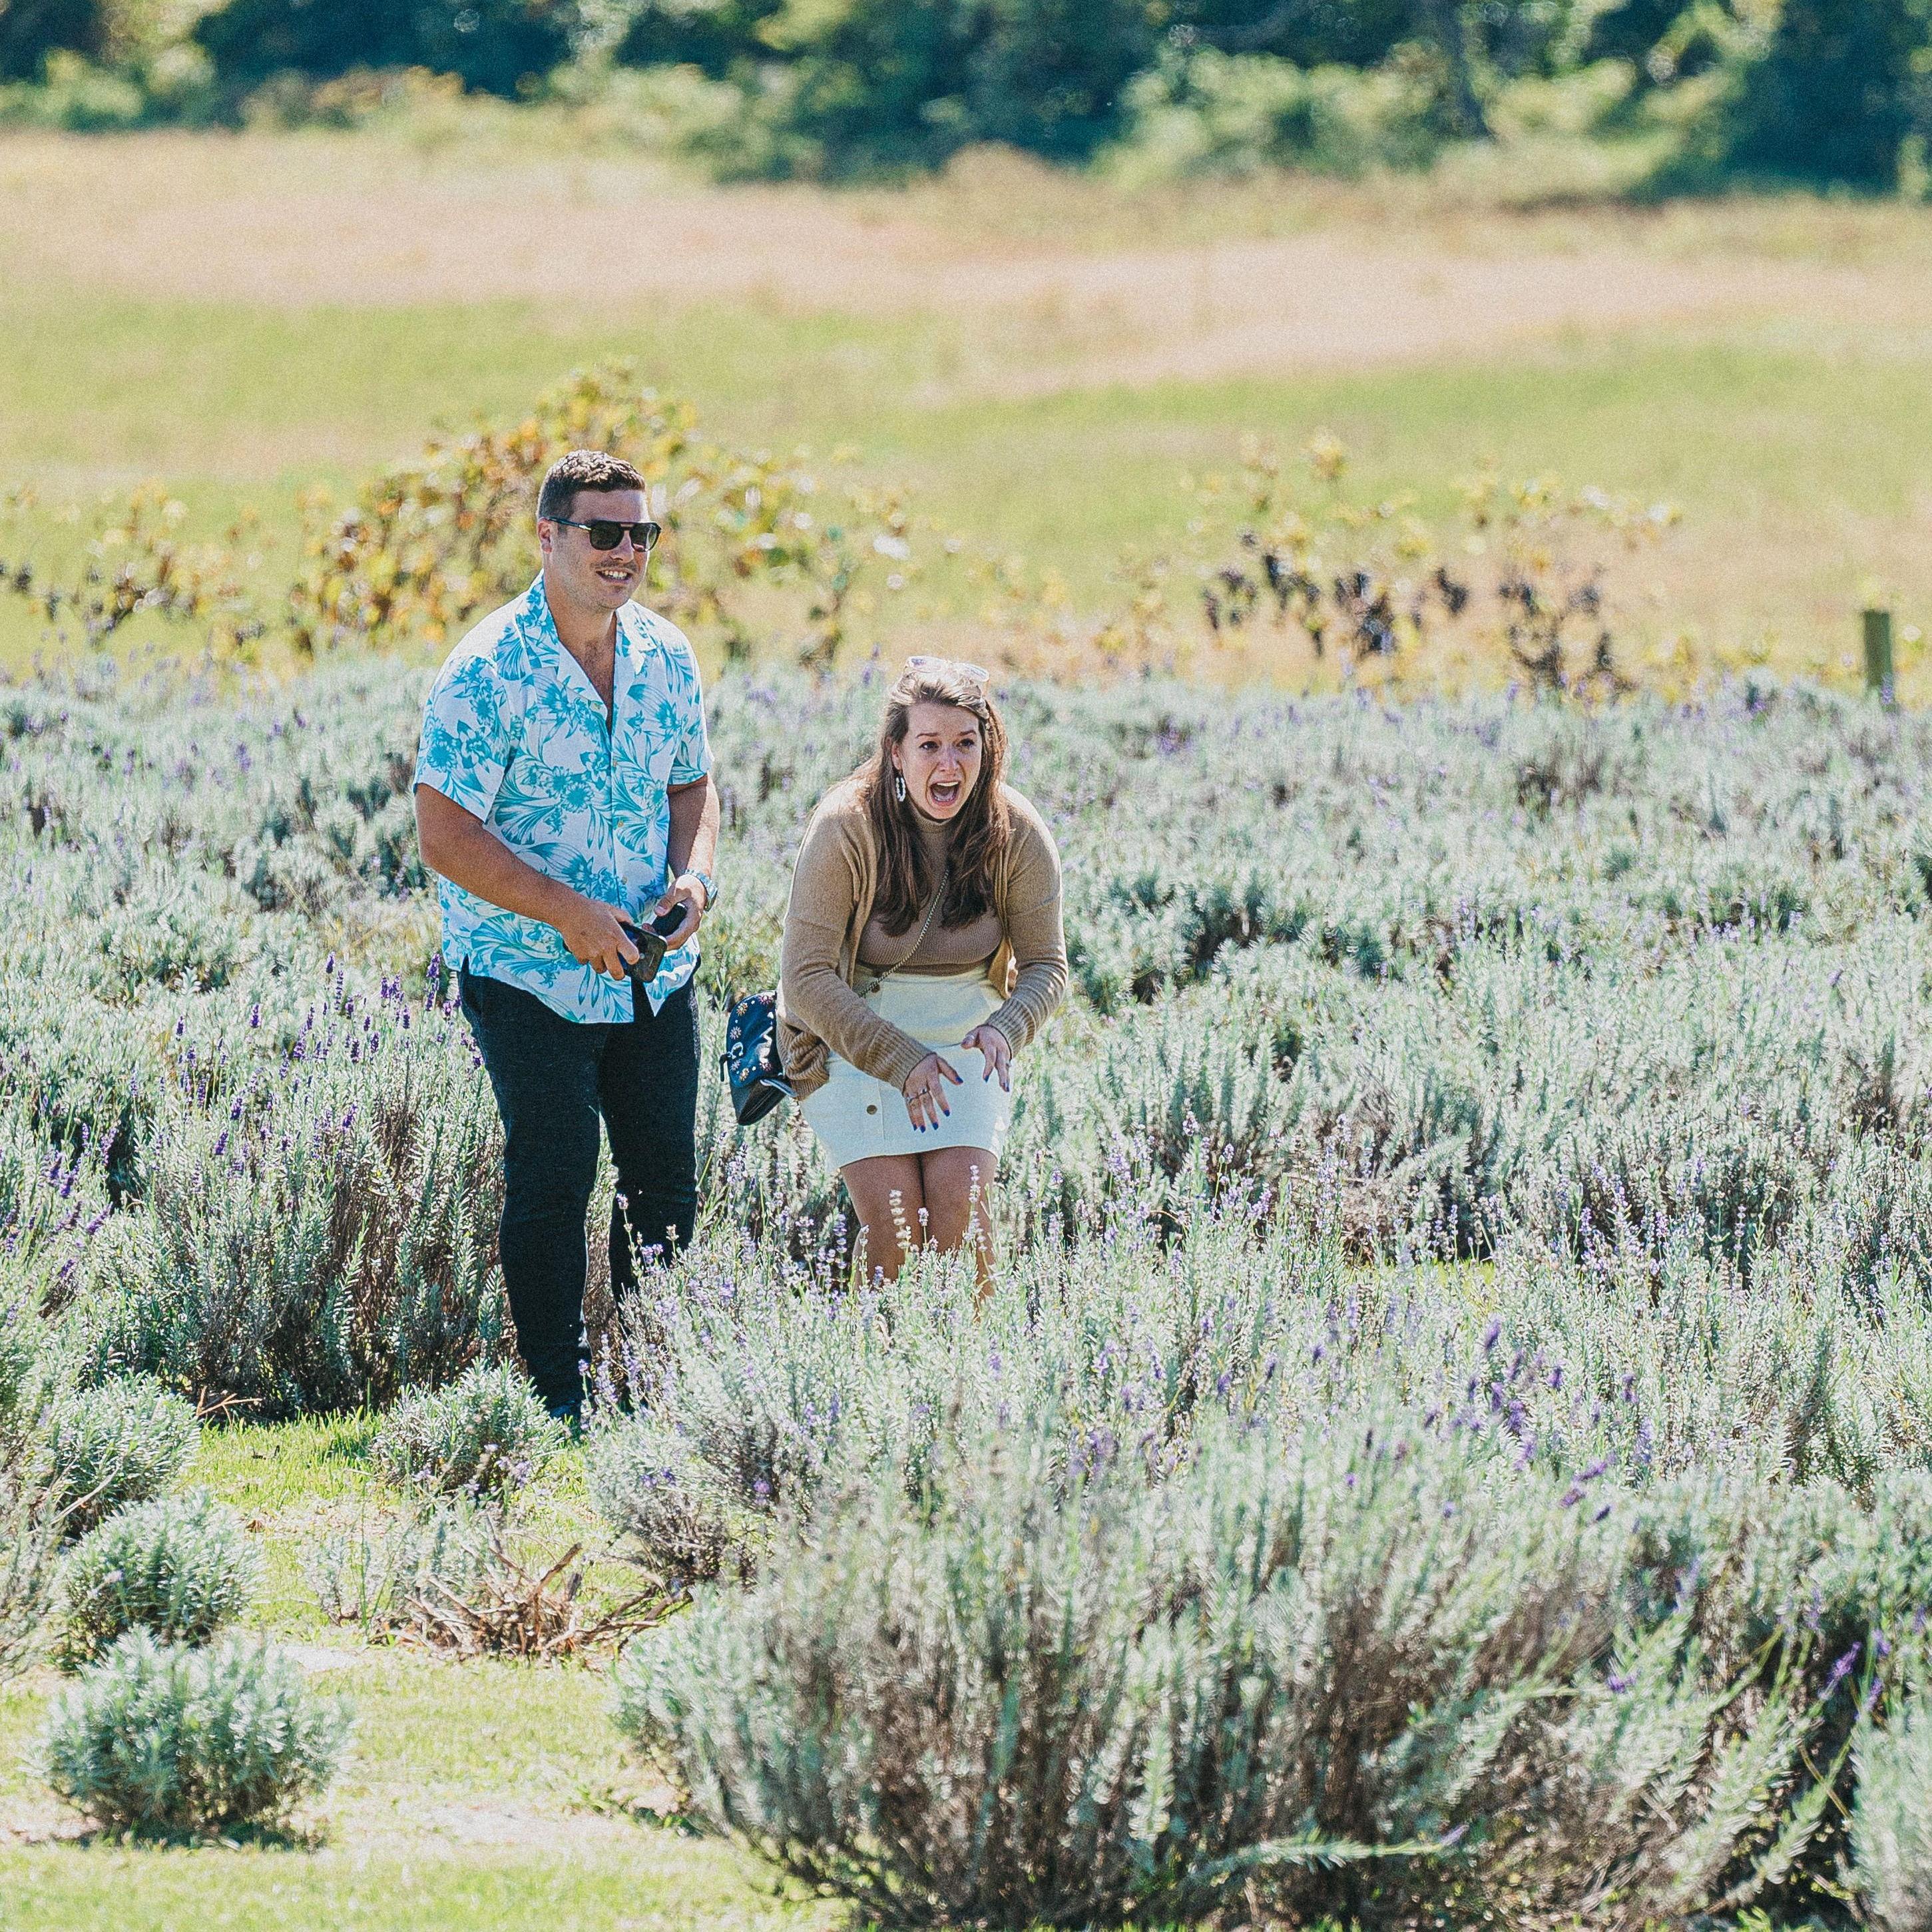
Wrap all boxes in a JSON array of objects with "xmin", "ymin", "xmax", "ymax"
[
  {"xmin": 721, "ymin": 989, "xmax": 793, "ymax": 1126},
  {"xmin": 724, "ymin": 875, "xmax": 940, "ymax": 1127}
]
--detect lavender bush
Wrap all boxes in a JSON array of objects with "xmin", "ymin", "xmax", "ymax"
[
  {"xmin": 618, "ymin": 1399, "xmax": 1917, "ymax": 1929},
  {"xmin": 43, "ymin": 1377, "xmax": 198, "ymax": 1539},
  {"xmin": 55, "ymin": 1489, "xmax": 262, "ymax": 1670},
  {"xmin": 7, "ymin": 661, "xmax": 1932, "ymax": 1337},
  {"xmin": 1855, "ymin": 1692, "xmax": 1932, "ymax": 1932},
  {"xmin": 371, "ymin": 1362, "xmax": 566, "ymax": 1497},
  {"xmin": 41, "ymin": 1632, "xmax": 350, "ymax": 1837},
  {"xmin": 15, "ymin": 655, "xmax": 1932, "ymax": 1907}
]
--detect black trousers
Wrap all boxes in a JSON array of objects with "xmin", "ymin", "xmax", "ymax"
[{"xmin": 459, "ymin": 967, "xmax": 700, "ymax": 1413}]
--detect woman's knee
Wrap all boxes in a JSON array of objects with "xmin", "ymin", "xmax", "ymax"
[
  {"xmin": 917, "ymin": 1148, "xmax": 997, "ymax": 1243},
  {"xmin": 842, "ymin": 1158, "xmax": 925, "ymax": 1268}
]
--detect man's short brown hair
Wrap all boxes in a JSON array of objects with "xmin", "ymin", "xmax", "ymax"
[{"xmin": 537, "ymin": 450, "xmax": 648, "ymax": 525}]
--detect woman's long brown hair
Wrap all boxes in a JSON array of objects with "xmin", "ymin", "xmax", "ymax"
[{"xmin": 861, "ymin": 661, "xmax": 1011, "ymax": 935}]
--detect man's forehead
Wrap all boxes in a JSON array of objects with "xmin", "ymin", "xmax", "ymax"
[{"xmin": 565, "ymin": 487, "xmax": 648, "ymax": 518}]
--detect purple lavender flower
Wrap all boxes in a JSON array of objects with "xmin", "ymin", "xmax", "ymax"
[{"xmin": 1820, "ymin": 1644, "xmax": 1861, "ymax": 1702}]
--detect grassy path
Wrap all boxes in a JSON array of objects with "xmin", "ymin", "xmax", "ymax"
[{"xmin": 0, "ymin": 1422, "xmax": 838, "ymax": 1932}]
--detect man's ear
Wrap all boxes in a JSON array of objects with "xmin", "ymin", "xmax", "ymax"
[{"xmin": 536, "ymin": 521, "xmax": 554, "ymax": 560}]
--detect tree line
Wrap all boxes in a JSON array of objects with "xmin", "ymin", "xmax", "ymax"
[{"xmin": 0, "ymin": 0, "xmax": 1921, "ymax": 190}]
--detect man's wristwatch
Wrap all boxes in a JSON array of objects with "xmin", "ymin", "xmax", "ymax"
[{"xmin": 683, "ymin": 869, "xmax": 716, "ymax": 912}]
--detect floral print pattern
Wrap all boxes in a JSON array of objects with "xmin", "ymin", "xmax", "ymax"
[{"xmin": 413, "ymin": 576, "xmax": 712, "ymax": 1023}]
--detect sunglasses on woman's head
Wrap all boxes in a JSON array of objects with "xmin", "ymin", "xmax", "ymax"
[
  {"xmin": 553, "ymin": 517, "xmax": 662, "ymax": 551},
  {"xmin": 905, "ymin": 654, "xmax": 990, "ymax": 686}
]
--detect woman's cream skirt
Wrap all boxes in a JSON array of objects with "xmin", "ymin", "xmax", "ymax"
[{"xmin": 801, "ymin": 968, "xmax": 1011, "ymax": 1168}]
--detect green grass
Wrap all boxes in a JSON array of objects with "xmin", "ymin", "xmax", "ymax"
[
  {"xmin": 4, "ymin": 280, "xmax": 1927, "ymax": 673},
  {"xmin": 0, "ymin": 1850, "xmax": 828, "ymax": 1932},
  {"xmin": 9, "ymin": 126, "xmax": 1932, "ymax": 680},
  {"xmin": 0, "ymin": 1658, "xmax": 834, "ymax": 1931},
  {"xmin": 0, "ymin": 1420, "xmax": 839, "ymax": 1931}
]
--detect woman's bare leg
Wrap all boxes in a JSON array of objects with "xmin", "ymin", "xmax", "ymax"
[
  {"xmin": 918, "ymin": 1146, "xmax": 999, "ymax": 1300},
  {"xmin": 840, "ymin": 1154, "xmax": 927, "ymax": 1284}
]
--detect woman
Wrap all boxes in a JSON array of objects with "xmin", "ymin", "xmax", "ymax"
[{"xmin": 778, "ymin": 657, "xmax": 1067, "ymax": 1290}]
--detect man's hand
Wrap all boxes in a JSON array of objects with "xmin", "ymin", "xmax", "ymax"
[
  {"xmin": 652, "ymin": 871, "xmax": 710, "ymax": 950},
  {"xmin": 555, "ymin": 893, "xmax": 641, "ymax": 981}
]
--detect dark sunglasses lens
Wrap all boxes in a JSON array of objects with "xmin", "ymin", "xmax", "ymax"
[{"xmin": 586, "ymin": 521, "xmax": 660, "ymax": 551}]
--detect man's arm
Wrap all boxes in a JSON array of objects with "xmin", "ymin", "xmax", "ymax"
[
  {"xmin": 654, "ymin": 773, "xmax": 721, "ymax": 947},
  {"xmin": 415, "ymin": 782, "xmax": 639, "ymax": 981}
]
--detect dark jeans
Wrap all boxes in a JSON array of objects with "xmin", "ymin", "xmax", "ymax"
[{"xmin": 459, "ymin": 967, "xmax": 699, "ymax": 1413}]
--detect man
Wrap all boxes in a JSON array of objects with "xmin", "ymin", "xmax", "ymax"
[{"xmin": 413, "ymin": 449, "xmax": 720, "ymax": 1423}]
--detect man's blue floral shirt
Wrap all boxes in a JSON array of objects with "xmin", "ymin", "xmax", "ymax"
[{"xmin": 413, "ymin": 577, "xmax": 712, "ymax": 1023}]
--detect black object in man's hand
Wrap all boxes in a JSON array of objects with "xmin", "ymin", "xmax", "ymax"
[{"xmin": 616, "ymin": 905, "xmax": 688, "ymax": 986}]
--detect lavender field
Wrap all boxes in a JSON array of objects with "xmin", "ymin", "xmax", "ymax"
[{"xmin": 4, "ymin": 656, "xmax": 1932, "ymax": 1922}]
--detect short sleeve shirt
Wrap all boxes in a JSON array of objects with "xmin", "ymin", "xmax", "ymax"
[{"xmin": 413, "ymin": 577, "xmax": 712, "ymax": 1024}]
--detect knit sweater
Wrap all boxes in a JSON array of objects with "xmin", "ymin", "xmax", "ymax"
[
  {"xmin": 859, "ymin": 810, "xmax": 1002, "ymax": 971},
  {"xmin": 778, "ymin": 776, "xmax": 1068, "ymax": 1100}
]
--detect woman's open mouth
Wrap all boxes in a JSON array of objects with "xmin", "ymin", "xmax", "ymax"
[{"xmin": 928, "ymin": 777, "xmax": 961, "ymax": 809}]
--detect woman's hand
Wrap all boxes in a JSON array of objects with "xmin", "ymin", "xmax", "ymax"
[
  {"xmin": 960, "ymin": 1023, "xmax": 1013, "ymax": 1092},
  {"xmin": 903, "ymin": 1051, "xmax": 963, "ymax": 1132}
]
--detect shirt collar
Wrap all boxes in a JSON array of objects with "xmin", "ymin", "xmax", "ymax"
[
  {"xmin": 520, "ymin": 577, "xmax": 668, "ymax": 718},
  {"xmin": 525, "ymin": 574, "xmax": 660, "ymax": 672}
]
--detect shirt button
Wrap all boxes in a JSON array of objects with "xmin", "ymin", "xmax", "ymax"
[{"xmin": 865, "ymin": 1103, "xmax": 878, "ymax": 1115}]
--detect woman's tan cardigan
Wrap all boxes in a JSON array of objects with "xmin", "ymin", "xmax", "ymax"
[{"xmin": 778, "ymin": 776, "xmax": 1068, "ymax": 1102}]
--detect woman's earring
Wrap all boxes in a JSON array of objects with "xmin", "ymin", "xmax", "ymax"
[{"xmin": 894, "ymin": 770, "xmax": 907, "ymax": 803}]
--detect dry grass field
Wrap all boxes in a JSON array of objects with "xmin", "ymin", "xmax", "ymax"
[{"xmin": 6, "ymin": 124, "xmax": 1932, "ymax": 683}]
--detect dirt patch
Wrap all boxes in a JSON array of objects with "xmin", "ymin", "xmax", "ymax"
[
  {"xmin": 281, "ymin": 1642, "xmax": 362, "ymax": 1674},
  {"xmin": 332, "ymin": 1794, "xmax": 657, "ymax": 1853},
  {"xmin": 0, "ymin": 130, "xmax": 1894, "ymax": 397},
  {"xmin": 920, "ymin": 232, "xmax": 1865, "ymax": 397},
  {"xmin": 0, "ymin": 1800, "xmax": 85, "ymax": 1847}
]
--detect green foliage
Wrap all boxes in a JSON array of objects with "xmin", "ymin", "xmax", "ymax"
[
  {"xmin": 1112, "ymin": 48, "xmax": 1445, "ymax": 179},
  {"xmin": 276, "ymin": 363, "xmax": 913, "ymax": 667},
  {"xmin": 1690, "ymin": 0, "xmax": 1932, "ymax": 188},
  {"xmin": 618, "ymin": 1405, "xmax": 1889, "ymax": 1927},
  {"xmin": 0, "ymin": 1263, "xmax": 47, "ymax": 1440},
  {"xmin": 0, "ymin": 0, "xmax": 117, "ymax": 82},
  {"xmin": 0, "ymin": 1263, "xmax": 60, "ymax": 1678},
  {"xmin": 614, "ymin": 0, "xmax": 782, "ymax": 75},
  {"xmin": 9, "ymin": 654, "xmax": 1932, "ymax": 1412},
  {"xmin": 41, "ymin": 1630, "xmax": 350, "ymax": 1836},
  {"xmin": 194, "ymin": 0, "xmax": 586, "ymax": 99},
  {"xmin": 768, "ymin": 0, "xmax": 1158, "ymax": 174},
  {"xmin": 69, "ymin": 985, "xmax": 510, "ymax": 1417},
  {"xmin": 371, "ymin": 1362, "xmax": 567, "ymax": 1497},
  {"xmin": 307, "ymin": 1497, "xmax": 489, "ymax": 1634},
  {"xmin": 1855, "ymin": 1693, "xmax": 1932, "ymax": 1932},
  {"xmin": 3, "ymin": 374, "xmax": 1662, "ymax": 684},
  {"xmin": 1166, "ymin": 0, "xmax": 1423, "ymax": 69},
  {"xmin": 55, "ymin": 1488, "xmax": 262, "ymax": 1670},
  {"xmin": 43, "ymin": 1376, "xmax": 198, "ymax": 1539},
  {"xmin": 7, "ymin": 0, "xmax": 1932, "ymax": 188},
  {"xmin": 11, "ymin": 524, "xmax": 1932, "ymax": 1907},
  {"xmin": 0, "ymin": 1461, "xmax": 62, "ymax": 1684}
]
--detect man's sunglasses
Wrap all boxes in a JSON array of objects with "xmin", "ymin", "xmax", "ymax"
[{"xmin": 552, "ymin": 517, "xmax": 662, "ymax": 552}]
